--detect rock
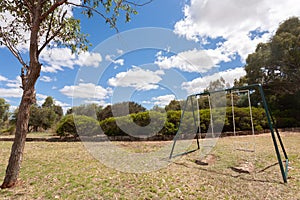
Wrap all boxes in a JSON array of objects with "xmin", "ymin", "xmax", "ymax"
[
  {"xmin": 231, "ymin": 161, "xmax": 255, "ymax": 174},
  {"xmin": 195, "ymin": 154, "xmax": 216, "ymax": 166}
]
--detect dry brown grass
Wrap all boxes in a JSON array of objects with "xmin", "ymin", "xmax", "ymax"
[{"xmin": 0, "ymin": 132, "xmax": 299, "ymax": 199}]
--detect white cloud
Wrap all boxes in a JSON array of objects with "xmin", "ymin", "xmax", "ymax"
[
  {"xmin": 117, "ymin": 49, "xmax": 124, "ymax": 55},
  {"xmin": 107, "ymin": 66, "xmax": 164, "ymax": 91},
  {"xmin": 41, "ymin": 64, "xmax": 64, "ymax": 73},
  {"xmin": 60, "ymin": 83, "xmax": 111, "ymax": 100},
  {"xmin": 40, "ymin": 76, "xmax": 53, "ymax": 82},
  {"xmin": 141, "ymin": 100, "xmax": 152, "ymax": 104},
  {"xmin": 36, "ymin": 93, "xmax": 48, "ymax": 100},
  {"xmin": 84, "ymin": 99, "xmax": 108, "ymax": 106},
  {"xmin": 40, "ymin": 48, "xmax": 102, "ymax": 73},
  {"xmin": 105, "ymin": 54, "xmax": 124, "ymax": 66},
  {"xmin": 35, "ymin": 93, "xmax": 48, "ymax": 105},
  {"xmin": 40, "ymin": 48, "xmax": 75, "ymax": 72},
  {"xmin": 6, "ymin": 76, "xmax": 22, "ymax": 88},
  {"xmin": 0, "ymin": 88, "xmax": 22, "ymax": 98},
  {"xmin": 155, "ymin": 48, "xmax": 232, "ymax": 73},
  {"xmin": 152, "ymin": 94, "xmax": 176, "ymax": 107},
  {"xmin": 0, "ymin": 75, "xmax": 8, "ymax": 82},
  {"xmin": 75, "ymin": 51, "xmax": 102, "ymax": 67},
  {"xmin": 53, "ymin": 99, "xmax": 70, "ymax": 108},
  {"xmin": 0, "ymin": 76, "xmax": 22, "ymax": 98},
  {"xmin": 9, "ymin": 105, "xmax": 18, "ymax": 113},
  {"xmin": 174, "ymin": 0, "xmax": 300, "ymax": 61},
  {"xmin": 182, "ymin": 67, "xmax": 246, "ymax": 94}
]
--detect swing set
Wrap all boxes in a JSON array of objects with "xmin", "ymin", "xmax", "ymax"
[{"xmin": 169, "ymin": 84, "xmax": 289, "ymax": 183}]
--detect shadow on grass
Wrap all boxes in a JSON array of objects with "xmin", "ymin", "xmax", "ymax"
[{"xmin": 172, "ymin": 160, "xmax": 284, "ymax": 184}]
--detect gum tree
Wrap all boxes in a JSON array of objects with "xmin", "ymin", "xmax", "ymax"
[
  {"xmin": 245, "ymin": 17, "xmax": 300, "ymax": 94},
  {"xmin": 0, "ymin": 0, "xmax": 151, "ymax": 189}
]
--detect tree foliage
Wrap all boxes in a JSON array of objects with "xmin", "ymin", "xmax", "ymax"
[
  {"xmin": 98, "ymin": 108, "xmax": 268, "ymax": 137},
  {"xmin": 56, "ymin": 114, "xmax": 100, "ymax": 137},
  {"xmin": 245, "ymin": 17, "xmax": 300, "ymax": 94},
  {"xmin": 27, "ymin": 97, "xmax": 63, "ymax": 132},
  {"xmin": 165, "ymin": 100, "xmax": 183, "ymax": 111},
  {"xmin": 205, "ymin": 77, "xmax": 230, "ymax": 92},
  {"xmin": 0, "ymin": 98, "xmax": 10, "ymax": 127},
  {"xmin": 0, "ymin": 0, "xmax": 152, "ymax": 188},
  {"xmin": 97, "ymin": 101, "xmax": 146, "ymax": 121},
  {"xmin": 67, "ymin": 103, "xmax": 102, "ymax": 118},
  {"xmin": 28, "ymin": 105, "xmax": 57, "ymax": 132},
  {"xmin": 236, "ymin": 17, "xmax": 300, "ymax": 127}
]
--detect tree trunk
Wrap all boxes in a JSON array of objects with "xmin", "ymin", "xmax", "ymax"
[
  {"xmin": 1, "ymin": 1, "xmax": 42, "ymax": 189},
  {"xmin": 1, "ymin": 87, "xmax": 36, "ymax": 188}
]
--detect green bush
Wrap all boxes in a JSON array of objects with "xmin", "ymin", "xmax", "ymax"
[
  {"xmin": 98, "ymin": 107, "xmax": 271, "ymax": 137},
  {"xmin": 56, "ymin": 115, "xmax": 100, "ymax": 137},
  {"xmin": 99, "ymin": 117, "xmax": 125, "ymax": 136},
  {"xmin": 100, "ymin": 111, "xmax": 168, "ymax": 136}
]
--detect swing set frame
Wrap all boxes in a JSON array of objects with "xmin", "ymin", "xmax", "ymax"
[{"xmin": 169, "ymin": 84, "xmax": 289, "ymax": 183}]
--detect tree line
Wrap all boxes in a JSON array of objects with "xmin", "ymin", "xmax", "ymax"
[
  {"xmin": 0, "ymin": 96, "xmax": 269, "ymax": 138},
  {"xmin": 2, "ymin": 18, "xmax": 300, "ymax": 138}
]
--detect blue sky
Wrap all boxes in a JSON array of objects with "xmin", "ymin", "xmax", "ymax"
[{"xmin": 1, "ymin": 0, "xmax": 300, "ymax": 112}]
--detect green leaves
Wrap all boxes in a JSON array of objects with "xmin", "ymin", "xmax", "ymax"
[
  {"xmin": 245, "ymin": 17, "xmax": 300, "ymax": 94},
  {"xmin": 80, "ymin": 0, "xmax": 139, "ymax": 28},
  {"xmin": 0, "ymin": 0, "xmax": 145, "ymax": 60}
]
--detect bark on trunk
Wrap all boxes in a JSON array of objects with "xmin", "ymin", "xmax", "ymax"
[
  {"xmin": 0, "ymin": 88, "xmax": 35, "ymax": 188},
  {"xmin": 1, "ymin": 1, "xmax": 42, "ymax": 188}
]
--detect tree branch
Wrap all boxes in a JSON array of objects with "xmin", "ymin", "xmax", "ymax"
[
  {"xmin": 66, "ymin": 2, "xmax": 118, "ymax": 32},
  {"xmin": 38, "ymin": 26, "xmax": 65, "ymax": 55},
  {"xmin": 124, "ymin": 0, "xmax": 154, "ymax": 6},
  {"xmin": 23, "ymin": 0, "xmax": 33, "ymax": 13},
  {"xmin": 45, "ymin": 12, "xmax": 55, "ymax": 44},
  {"xmin": 38, "ymin": 11, "xmax": 67, "ymax": 55},
  {"xmin": 40, "ymin": 0, "xmax": 67, "ymax": 21},
  {"xmin": 1, "ymin": 33, "xmax": 27, "ymax": 67}
]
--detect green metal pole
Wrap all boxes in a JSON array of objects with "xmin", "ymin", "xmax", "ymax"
[
  {"xmin": 191, "ymin": 95, "xmax": 200, "ymax": 149},
  {"xmin": 258, "ymin": 84, "xmax": 287, "ymax": 183},
  {"xmin": 269, "ymin": 110, "xmax": 289, "ymax": 159}
]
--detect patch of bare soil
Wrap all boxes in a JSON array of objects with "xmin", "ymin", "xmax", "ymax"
[
  {"xmin": 231, "ymin": 161, "xmax": 255, "ymax": 174},
  {"xmin": 195, "ymin": 154, "xmax": 217, "ymax": 166}
]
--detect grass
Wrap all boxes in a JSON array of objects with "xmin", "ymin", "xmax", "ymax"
[
  {"xmin": 0, "ymin": 132, "xmax": 55, "ymax": 138},
  {"xmin": 0, "ymin": 132, "xmax": 299, "ymax": 199}
]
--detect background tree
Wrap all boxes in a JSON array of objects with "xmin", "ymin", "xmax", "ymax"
[
  {"xmin": 42, "ymin": 96, "xmax": 54, "ymax": 108},
  {"xmin": 205, "ymin": 77, "xmax": 230, "ymax": 92},
  {"xmin": 97, "ymin": 101, "xmax": 146, "ymax": 121},
  {"xmin": 165, "ymin": 100, "xmax": 182, "ymax": 111},
  {"xmin": 0, "ymin": 98, "xmax": 10, "ymax": 128},
  {"xmin": 245, "ymin": 17, "xmax": 300, "ymax": 94},
  {"xmin": 56, "ymin": 114, "xmax": 100, "ymax": 138},
  {"xmin": 28, "ymin": 104, "xmax": 57, "ymax": 132},
  {"xmin": 68, "ymin": 103, "xmax": 102, "ymax": 118},
  {"xmin": 0, "ymin": 0, "xmax": 151, "ymax": 188},
  {"xmin": 14, "ymin": 97, "xmax": 63, "ymax": 132},
  {"xmin": 240, "ymin": 17, "xmax": 300, "ymax": 127},
  {"xmin": 97, "ymin": 105, "xmax": 113, "ymax": 121},
  {"xmin": 151, "ymin": 105, "xmax": 165, "ymax": 113},
  {"xmin": 41, "ymin": 96, "xmax": 63, "ymax": 122}
]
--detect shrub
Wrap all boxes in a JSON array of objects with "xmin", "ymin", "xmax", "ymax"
[
  {"xmin": 98, "ymin": 107, "xmax": 271, "ymax": 137},
  {"xmin": 100, "ymin": 117, "xmax": 125, "ymax": 136},
  {"xmin": 100, "ymin": 111, "xmax": 167, "ymax": 137},
  {"xmin": 56, "ymin": 114, "xmax": 100, "ymax": 137}
]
